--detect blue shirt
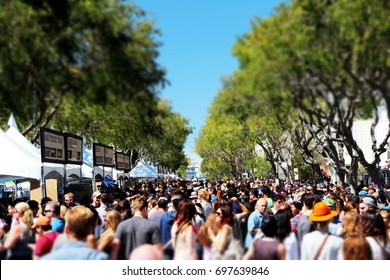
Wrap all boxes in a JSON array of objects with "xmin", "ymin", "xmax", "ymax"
[
  {"xmin": 245, "ymin": 210, "xmax": 263, "ymax": 249},
  {"xmin": 41, "ymin": 241, "xmax": 108, "ymax": 260},
  {"xmin": 51, "ymin": 218, "xmax": 65, "ymax": 233},
  {"xmin": 159, "ymin": 211, "xmax": 176, "ymax": 250}
]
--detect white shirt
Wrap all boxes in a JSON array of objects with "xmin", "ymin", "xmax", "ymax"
[{"xmin": 301, "ymin": 230, "xmax": 343, "ymax": 260}]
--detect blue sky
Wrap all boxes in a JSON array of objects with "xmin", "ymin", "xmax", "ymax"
[{"xmin": 135, "ymin": 0, "xmax": 285, "ymax": 163}]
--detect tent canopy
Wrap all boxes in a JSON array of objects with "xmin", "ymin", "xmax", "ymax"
[
  {"xmin": 0, "ymin": 128, "xmax": 41, "ymax": 180},
  {"xmin": 129, "ymin": 162, "xmax": 158, "ymax": 178}
]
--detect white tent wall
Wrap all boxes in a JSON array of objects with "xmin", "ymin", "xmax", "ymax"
[{"xmin": 0, "ymin": 128, "xmax": 41, "ymax": 180}]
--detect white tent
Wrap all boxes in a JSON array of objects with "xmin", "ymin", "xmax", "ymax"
[
  {"xmin": 5, "ymin": 116, "xmax": 65, "ymax": 178},
  {"xmin": 129, "ymin": 162, "xmax": 158, "ymax": 178},
  {"xmin": 5, "ymin": 114, "xmax": 96, "ymax": 180},
  {"xmin": 0, "ymin": 128, "xmax": 41, "ymax": 180}
]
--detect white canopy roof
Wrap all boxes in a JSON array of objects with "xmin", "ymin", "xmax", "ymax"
[
  {"xmin": 129, "ymin": 161, "xmax": 158, "ymax": 178},
  {"xmin": 0, "ymin": 128, "xmax": 41, "ymax": 180}
]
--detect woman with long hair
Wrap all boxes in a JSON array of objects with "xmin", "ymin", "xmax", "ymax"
[
  {"xmin": 197, "ymin": 212, "xmax": 217, "ymax": 260},
  {"xmin": 341, "ymin": 234, "xmax": 372, "ymax": 260},
  {"xmin": 275, "ymin": 209, "xmax": 298, "ymax": 260},
  {"xmin": 360, "ymin": 212, "xmax": 390, "ymax": 260},
  {"xmin": 339, "ymin": 210, "xmax": 361, "ymax": 238},
  {"xmin": 97, "ymin": 209, "xmax": 122, "ymax": 256},
  {"xmin": 208, "ymin": 203, "xmax": 235, "ymax": 258},
  {"xmin": 0, "ymin": 202, "xmax": 33, "ymax": 259},
  {"xmin": 171, "ymin": 199, "xmax": 198, "ymax": 260}
]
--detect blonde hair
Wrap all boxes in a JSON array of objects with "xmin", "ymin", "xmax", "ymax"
[
  {"xmin": 65, "ymin": 192, "xmax": 75, "ymax": 199},
  {"xmin": 15, "ymin": 202, "xmax": 33, "ymax": 229},
  {"xmin": 197, "ymin": 189, "xmax": 209, "ymax": 201},
  {"xmin": 65, "ymin": 206, "xmax": 95, "ymax": 239},
  {"xmin": 104, "ymin": 209, "xmax": 122, "ymax": 231},
  {"xmin": 60, "ymin": 205, "xmax": 68, "ymax": 218}
]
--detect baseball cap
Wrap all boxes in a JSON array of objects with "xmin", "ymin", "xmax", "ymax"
[
  {"xmin": 92, "ymin": 191, "xmax": 101, "ymax": 197},
  {"xmin": 362, "ymin": 197, "xmax": 378, "ymax": 208},
  {"xmin": 358, "ymin": 190, "xmax": 368, "ymax": 197},
  {"xmin": 323, "ymin": 197, "xmax": 335, "ymax": 208},
  {"xmin": 32, "ymin": 216, "xmax": 51, "ymax": 228}
]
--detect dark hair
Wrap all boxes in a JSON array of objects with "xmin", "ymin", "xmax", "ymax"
[
  {"xmin": 40, "ymin": 224, "xmax": 52, "ymax": 231},
  {"xmin": 27, "ymin": 200, "xmax": 39, "ymax": 210},
  {"xmin": 292, "ymin": 201, "xmax": 302, "ymax": 211},
  {"xmin": 275, "ymin": 210, "xmax": 291, "ymax": 241},
  {"xmin": 157, "ymin": 199, "xmax": 168, "ymax": 209},
  {"xmin": 250, "ymin": 188, "xmax": 259, "ymax": 197},
  {"xmin": 261, "ymin": 215, "xmax": 277, "ymax": 237},
  {"xmin": 360, "ymin": 212, "xmax": 388, "ymax": 244},
  {"xmin": 304, "ymin": 194, "xmax": 321, "ymax": 210},
  {"xmin": 175, "ymin": 199, "xmax": 196, "ymax": 235},
  {"xmin": 262, "ymin": 186, "xmax": 271, "ymax": 196},
  {"xmin": 218, "ymin": 204, "xmax": 234, "ymax": 227}
]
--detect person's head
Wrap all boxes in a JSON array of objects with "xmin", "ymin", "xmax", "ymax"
[
  {"xmin": 175, "ymin": 199, "xmax": 196, "ymax": 234},
  {"xmin": 279, "ymin": 203, "xmax": 293, "ymax": 219},
  {"xmin": 379, "ymin": 209, "xmax": 390, "ymax": 230},
  {"xmin": 132, "ymin": 196, "xmax": 148, "ymax": 217},
  {"xmin": 64, "ymin": 205, "xmax": 95, "ymax": 241},
  {"xmin": 343, "ymin": 201, "xmax": 358, "ymax": 213},
  {"xmin": 359, "ymin": 197, "xmax": 378, "ymax": 214},
  {"xmin": 215, "ymin": 203, "xmax": 234, "ymax": 228},
  {"xmin": 32, "ymin": 216, "xmax": 52, "ymax": 236},
  {"xmin": 60, "ymin": 205, "xmax": 68, "ymax": 219},
  {"xmin": 157, "ymin": 197, "xmax": 168, "ymax": 211},
  {"xmin": 27, "ymin": 200, "xmax": 39, "ymax": 216},
  {"xmin": 340, "ymin": 210, "xmax": 361, "ymax": 238},
  {"xmin": 100, "ymin": 193, "xmax": 110, "ymax": 206},
  {"xmin": 291, "ymin": 201, "xmax": 302, "ymax": 216},
  {"xmin": 261, "ymin": 215, "xmax": 278, "ymax": 238},
  {"xmin": 261, "ymin": 186, "xmax": 271, "ymax": 197},
  {"xmin": 359, "ymin": 212, "xmax": 388, "ymax": 242},
  {"xmin": 120, "ymin": 199, "xmax": 131, "ymax": 212},
  {"xmin": 171, "ymin": 194, "xmax": 183, "ymax": 211},
  {"xmin": 40, "ymin": 197, "xmax": 52, "ymax": 215},
  {"xmin": 309, "ymin": 202, "xmax": 337, "ymax": 230},
  {"xmin": 103, "ymin": 209, "xmax": 122, "ymax": 231},
  {"xmin": 303, "ymin": 194, "xmax": 322, "ymax": 210},
  {"xmin": 44, "ymin": 200, "xmax": 61, "ymax": 219},
  {"xmin": 64, "ymin": 192, "xmax": 76, "ymax": 207},
  {"xmin": 14, "ymin": 202, "xmax": 33, "ymax": 228},
  {"xmin": 323, "ymin": 197, "xmax": 336, "ymax": 210},
  {"xmin": 275, "ymin": 209, "xmax": 291, "ymax": 241},
  {"xmin": 256, "ymin": 198, "xmax": 268, "ymax": 215},
  {"xmin": 197, "ymin": 189, "xmax": 209, "ymax": 202},
  {"xmin": 129, "ymin": 244, "xmax": 164, "ymax": 260},
  {"xmin": 91, "ymin": 191, "xmax": 101, "ymax": 207},
  {"xmin": 249, "ymin": 188, "xmax": 259, "ymax": 200},
  {"xmin": 342, "ymin": 234, "xmax": 372, "ymax": 260}
]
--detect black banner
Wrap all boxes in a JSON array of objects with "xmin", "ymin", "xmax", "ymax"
[
  {"xmin": 65, "ymin": 133, "xmax": 83, "ymax": 165},
  {"xmin": 40, "ymin": 128, "xmax": 66, "ymax": 164},
  {"xmin": 93, "ymin": 143, "xmax": 115, "ymax": 167}
]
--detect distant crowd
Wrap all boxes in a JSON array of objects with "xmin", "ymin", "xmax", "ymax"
[{"xmin": 0, "ymin": 178, "xmax": 389, "ymax": 260}]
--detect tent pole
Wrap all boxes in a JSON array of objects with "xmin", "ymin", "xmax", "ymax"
[{"xmin": 40, "ymin": 165, "xmax": 46, "ymax": 198}]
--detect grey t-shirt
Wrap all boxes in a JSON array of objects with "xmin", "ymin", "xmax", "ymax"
[{"xmin": 115, "ymin": 216, "xmax": 161, "ymax": 260}]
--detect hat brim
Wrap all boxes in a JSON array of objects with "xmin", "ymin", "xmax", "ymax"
[{"xmin": 309, "ymin": 210, "xmax": 337, "ymax": 222}]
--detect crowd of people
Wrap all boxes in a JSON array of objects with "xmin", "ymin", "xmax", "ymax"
[{"xmin": 0, "ymin": 177, "xmax": 389, "ymax": 260}]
